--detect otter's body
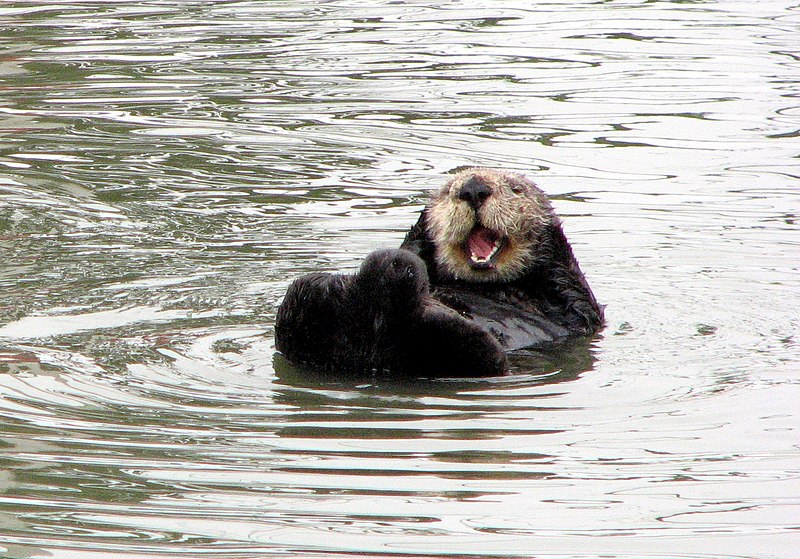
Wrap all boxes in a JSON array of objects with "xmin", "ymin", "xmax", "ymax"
[
  {"xmin": 401, "ymin": 168, "xmax": 603, "ymax": 350},
  {"xmin": 275, "ymin": 249, "xmax": 507, "ymax": 377}
]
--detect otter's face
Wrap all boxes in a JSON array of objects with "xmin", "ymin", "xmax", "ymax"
[{"xmin": 426, "ymin": 168, "xmax": 555, "ymax": 283}]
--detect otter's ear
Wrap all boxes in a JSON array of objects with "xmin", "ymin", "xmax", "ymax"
[{"xmin": 508, "ymin": 178, "xmax": 528, "ymax": 194}]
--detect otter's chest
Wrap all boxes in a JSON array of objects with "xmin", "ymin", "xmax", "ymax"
[{"xmin": 431, "ymin": 285, "xmax": 571, "ymax": 351}]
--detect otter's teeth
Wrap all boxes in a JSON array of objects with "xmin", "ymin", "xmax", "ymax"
[{"xmin": 470, "ymin": 241, "xmax": 501, "ymax": 264}]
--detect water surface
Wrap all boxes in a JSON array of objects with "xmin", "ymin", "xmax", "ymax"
[{"xmin": 1, "ymin": 1, "xmax": 799, "ymax": 558}]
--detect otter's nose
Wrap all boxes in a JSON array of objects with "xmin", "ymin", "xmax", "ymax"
[{"xmin": 457, "ymin": 177, "xmax": 492, "ymax": 209}]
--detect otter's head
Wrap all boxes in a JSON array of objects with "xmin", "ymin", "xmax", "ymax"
[
  {"xmin": 356, "ymin": 249, "xmax": 430, "ymax": 310},
  {"xmin": 426, "ymin": 168, "xmax": 555, "ymax": 283}
]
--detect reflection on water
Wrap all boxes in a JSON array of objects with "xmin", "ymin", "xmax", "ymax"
[{"xmin": 1, "ymin": 1, "xmax": 799, "ymax": 558}]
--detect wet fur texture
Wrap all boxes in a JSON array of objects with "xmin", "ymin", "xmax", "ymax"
[
  {"xmin": 401, "ymin": 168, "xmax": 604, "ymax": 350},
  {"xmin": 275, "ymin": 249, "xmax": 507, "ymax": 377}
]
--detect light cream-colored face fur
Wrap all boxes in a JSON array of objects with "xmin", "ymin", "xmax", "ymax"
[{"xmin": 426, "ymin": 168, "xmax": 555, "ymax": 282}]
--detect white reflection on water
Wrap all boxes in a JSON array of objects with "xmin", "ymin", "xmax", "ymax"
[{"xmin": 0, "ymin": 1, "xmax": 799, "ymax": 558}]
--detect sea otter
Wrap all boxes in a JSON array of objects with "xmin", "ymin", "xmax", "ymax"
[
  {"xmin": 400, "ymin": 167, "xmax": 603, "ymax": 350},
  {"xmin": 275, "ymin": 248, "xmax": 507, "ymax": 377}
]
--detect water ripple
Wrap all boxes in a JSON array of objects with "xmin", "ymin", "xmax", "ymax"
[{"xmin": 1, "ymin": 1, "xmax": 799, "ymax": 558}]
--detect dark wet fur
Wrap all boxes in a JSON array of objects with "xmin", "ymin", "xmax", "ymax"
[{"xmin": 275, "ymin": 249, "xmax": 507, "ymax": 377}]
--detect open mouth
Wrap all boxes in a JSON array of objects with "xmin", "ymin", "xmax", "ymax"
[{"xmin": 463, "ymin": 225, "xmax": 505, "ymax": 269}]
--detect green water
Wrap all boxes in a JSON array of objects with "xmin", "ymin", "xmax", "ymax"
[{"xmin": 1, "ymin": 1, "xmax": 799, "ymax": 558}]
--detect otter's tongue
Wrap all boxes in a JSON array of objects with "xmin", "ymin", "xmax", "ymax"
[{"xmin": 467, "ymin": 226, "xmax": 500, "ymax": 263}]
